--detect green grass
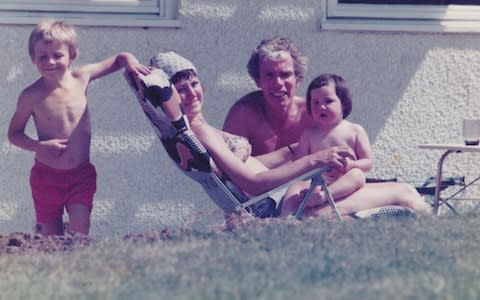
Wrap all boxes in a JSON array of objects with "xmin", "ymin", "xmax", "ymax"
[{"xmin": 1, "ymin": 214, "xmax": 480, "ymax": 300}]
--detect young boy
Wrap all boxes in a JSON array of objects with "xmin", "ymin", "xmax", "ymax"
[
  {"xmin": 7, "ymin": 19, "xmax": 149, "ymax": 236},
  {"xmin": 281, "ymin": 73, "xmax": 373, "ymax": 217}
]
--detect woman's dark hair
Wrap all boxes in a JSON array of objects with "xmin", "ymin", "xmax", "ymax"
[
  {"xmin": 306, "ymin": 73, "xmax": 352, "ymax": 118},
  {"xmin": 170, "ymin": 69, "xmax": 197, "ymax": 85}
]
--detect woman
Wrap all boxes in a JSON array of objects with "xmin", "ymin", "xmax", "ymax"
[{"xmin": 139, "ymin": 50, "xmax": 431, "ymax": 219}]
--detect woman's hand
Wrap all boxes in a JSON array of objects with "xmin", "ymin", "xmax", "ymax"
[{"xmin": 311, "ymin": 146, "xmax": 355, "ymax": 170}]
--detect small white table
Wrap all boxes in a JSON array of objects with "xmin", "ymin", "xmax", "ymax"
[{"xmin": 419, "ymin": 144, "xmax": 480, "ymax": 215}]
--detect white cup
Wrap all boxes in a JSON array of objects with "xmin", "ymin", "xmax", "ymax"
[{"xmin": 462, "ymin": 119, "xmax": 480, "ymax": 145}]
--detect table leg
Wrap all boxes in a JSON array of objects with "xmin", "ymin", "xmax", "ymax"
[{"xmin": 433, "ymin": 150, "xmax": 456, "ymax": 215}]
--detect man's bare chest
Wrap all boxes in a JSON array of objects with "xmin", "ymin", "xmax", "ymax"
[{"xmin": 250, "ymin": 121, "xmax": 305, "ymax": 154}]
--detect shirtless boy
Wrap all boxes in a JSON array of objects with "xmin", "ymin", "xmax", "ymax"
[
  {"xmin": 223, "ymin": 37, "xmax": 314, "ymax": 163},
  {"xmin": 7, "ymin": 19, "xmax": 149, "ymax": 236}
]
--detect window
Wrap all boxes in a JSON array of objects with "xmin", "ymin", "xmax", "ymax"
[
  {"xmin": 322, "ymin": 0, "xmax": 480, "ymax": 32},
  {"xmin": 0, "ymin": 0, "xmax": 180, "ymax": 27}
]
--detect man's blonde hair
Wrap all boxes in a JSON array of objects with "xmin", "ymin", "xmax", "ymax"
[
  {"xmin": 247, "ymin": 36, "xmax": 307, "ymax": 84},
  {"xmin": 28, "ymin": 19, "xmax": 79, "ymax": 60}
]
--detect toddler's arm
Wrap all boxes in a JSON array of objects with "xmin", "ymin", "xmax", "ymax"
[{"xmin": 347, "ymin": 124, "xmax": 373, "ymax": 173}]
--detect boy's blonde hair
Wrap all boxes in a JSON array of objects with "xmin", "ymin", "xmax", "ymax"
[{"xmin": 28, "ymin": 19, "xmax": 79, "ymax": 60}]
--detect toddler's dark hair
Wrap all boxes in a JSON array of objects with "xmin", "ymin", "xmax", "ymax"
[{"xmin": 306, "ymin": 73, "xmax": 352, "ymax": 118}]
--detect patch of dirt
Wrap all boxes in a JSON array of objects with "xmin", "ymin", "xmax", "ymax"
[
  {"xmin": 0, "ymin": 228, "xmax": 176, "ymax": 255},
  {"xmin": 0, "ymin": 232, "xmax": 92, "ymax": 255}
]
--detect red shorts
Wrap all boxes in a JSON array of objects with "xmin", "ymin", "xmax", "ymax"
[{"xmin": 30, "ymin": 160, "xmax": 97, "ymax": 223}]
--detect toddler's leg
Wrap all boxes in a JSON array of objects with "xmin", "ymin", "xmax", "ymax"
[
  {"xmin": 66, "ymin": 203, "xmax": 91, "ymax": 235},
  {"xmin": 280, "ymin": 180, "xmax": 315, "ymax": 217},
  {"xmin": 322, "ymin": 168, "xmax": 366, "ymax": 203}
]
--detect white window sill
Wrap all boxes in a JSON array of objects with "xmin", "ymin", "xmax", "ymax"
[
  {"xmin": 321, "ymin": 18, "xmax": 480, "ymax": 34},
  {"xmin": 0, "ymin": 13, "xmax": 180, "ymax": 28}
]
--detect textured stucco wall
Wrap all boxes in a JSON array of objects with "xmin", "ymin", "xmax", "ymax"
[{"xmin": 1, "ymin": 0, "xmax": 480, "ymax": 237}]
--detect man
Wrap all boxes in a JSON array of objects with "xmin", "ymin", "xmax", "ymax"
[{"xmin": 223, "ymin": 37, "xmax": 313, "ymax": 161}]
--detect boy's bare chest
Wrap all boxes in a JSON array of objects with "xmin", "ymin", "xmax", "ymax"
[
  {"xmin": 33, "ymin": 85, "xmax": 90, "ymax": 139},
  {"xmin": 38, "ymin": 87, "xmax": 87, "ymax": 120}
]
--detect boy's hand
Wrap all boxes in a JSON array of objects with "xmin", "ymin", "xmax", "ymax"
[
  {"xmin": 38, "ymin": 139, "xmax": 68, "ymax": 157},
  {"xmin": 126, "ymin": 63, "xmax": 152, "ymax": 99}
]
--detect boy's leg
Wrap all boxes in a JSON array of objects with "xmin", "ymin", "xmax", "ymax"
[
  {"xmin": 30, "ymin": 160, "xmax": 66, "ymax": 236},
  {"xmin": 65, "ymin": 162, "xmax": 96, "ymax": 235},
  {"xmin": 36, "ymin": 219, "xmax": 64, "ymax": 236},
  {"xmin": 66, "ymin": 203, "xmax": 91, "ymax": 235}
]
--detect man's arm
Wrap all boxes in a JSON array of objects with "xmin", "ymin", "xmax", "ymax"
[{"xmin": 292, "ymin": 130, "xmax": 311, "ymax": 161}]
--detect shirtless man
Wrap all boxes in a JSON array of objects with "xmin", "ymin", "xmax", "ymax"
[
  {"xmin": 223, "ymin": 37, "xmax": 314, "ymax": 163},
  {"xmin": 7, "ymin": 19, "xmax": 149, "ymax": 236}
]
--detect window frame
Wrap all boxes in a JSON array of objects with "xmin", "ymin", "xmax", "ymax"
[
  {"xmin": 322, "ymin": 0, "xmax": 480, "ymax": 33},
  {"xmin": 0, "ymin": 0, "xmax": 180, "ymax": 28}
]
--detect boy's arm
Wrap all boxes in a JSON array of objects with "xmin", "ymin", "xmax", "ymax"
[
  {"xmin": 8, "ymin": 92, "xmax": 39, "ymax": 152},
  {"xmin": 8, "ymin": 91, "xmax": 69, "ymax": 156},
  {"xmin": 80, "ymin": 52, "xmax": 150, "ymax": 82}
]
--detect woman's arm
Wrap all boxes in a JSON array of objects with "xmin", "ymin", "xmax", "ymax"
[
  {"xmin": 192, "ymin": 118, "xmax": 351, "ymax": 195},
  {"xmin": 254, "ymin": 143, "xmax": 298, "ymax": 168}
]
